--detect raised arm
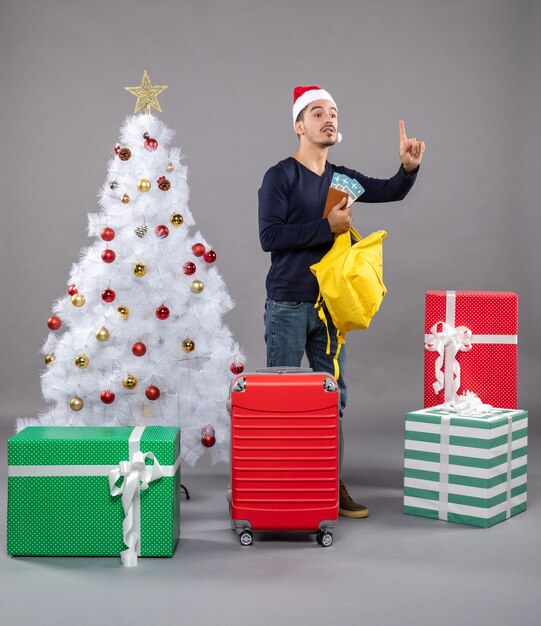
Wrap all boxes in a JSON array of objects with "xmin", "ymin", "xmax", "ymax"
[{"xmin": 399, "ymin": 120, "xmax": 425, "ymax": 173}]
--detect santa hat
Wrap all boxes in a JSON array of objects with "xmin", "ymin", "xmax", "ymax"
[{"xmin": 292, "ymin": 85, "xmax": 342, "ymax": 143}]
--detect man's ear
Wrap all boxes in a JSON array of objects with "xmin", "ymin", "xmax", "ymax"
[{"xmin": 295, "ymin": 120, "xmax": 304, "ymax": 136}]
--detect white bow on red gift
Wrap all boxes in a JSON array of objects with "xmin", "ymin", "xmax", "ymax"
[{"xmin": 425, "ymin": 321, "xmax": 473, "ymax": 399}]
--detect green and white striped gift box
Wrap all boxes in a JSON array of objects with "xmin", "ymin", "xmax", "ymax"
[
  {"xmin": 404, "ymin": 407, "xmax": 528, "ymax": 528},
  {"xmin": 7, "ymin": 426, "xmax": 180, "ymax": 562}
]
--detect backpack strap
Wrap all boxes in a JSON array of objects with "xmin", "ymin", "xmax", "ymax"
[
  {"xmin": 315, "ymin": 294, "xmax": 331, "ymax": 354},
  {"xmin": 314, "ymin": 295, "xmax": 346, "ymax": 380},
  {"xmin": 331, "ymin": 331, "xmax": 346, "ymax": 380}
]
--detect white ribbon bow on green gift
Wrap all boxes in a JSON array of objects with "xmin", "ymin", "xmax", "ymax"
[{"xmin": 109, "ymin": 451, "xmax": 163, "ymax": 568}]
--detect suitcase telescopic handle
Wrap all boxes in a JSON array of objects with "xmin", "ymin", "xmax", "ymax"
[{"xmin": 255, "ymin": 367, "xmax": 313, "ymax": 374}]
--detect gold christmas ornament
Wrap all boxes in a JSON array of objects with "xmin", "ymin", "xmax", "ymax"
[
  {"xmin": 125, "ymin": 70, "xmax": 168, "ymax": 115},
  {"xmin": 190, "ymin": 279, "xmax": 204, "ymax": 294},
  {"xmin": 182, "ymin": 339, "xmax": 195, "ymax": 353},
  {"xmin": 44, "ymin": 353, "xmax": 55, "ymax": 366},
  {"xmin": 121, "ymin": 194, "xmax": 130, "ymax": 204},
  {"xmin": 75, "ymin": 354, "xmax": 89, "ymax": 369},
  {"xmin": 96, "ymin": 326, "xmax": 110, "ymax": 342},
  {"xmin": 137, "ymin": 178, "xmax": 151, "ymax": 192},
  {"xmin": 133, "ymin": 263, "xmax": 147, "ymax": 277},
  {"xmin": 166, "ymin": 162, "xmax": 174, "ymax": 173},
  {"xmin": 123, "ymin": 374, "xmax": 138, "ymax": 389},
  {"xmin": 170, "ymin": 213, "xmax": 184, "ymax": 226},
  {"xmin": 117, "ymin": 306, "xmax": 130, "ymax": 319},
  {"xmin": 69, "ymin": 396, "xmax": 84, "ymax": 411},
  {"xmin": 71, "ymin": 293, "xmax": 85, "ymax": 307}
]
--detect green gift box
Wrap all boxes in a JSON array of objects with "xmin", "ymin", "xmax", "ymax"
[
  {"xmin": 404, "ymin": 407, "xmax": 528, "ymax": 528},
  {"xmin": 7, "ymin": 426, "xmax": 180, "ymax": 564}
]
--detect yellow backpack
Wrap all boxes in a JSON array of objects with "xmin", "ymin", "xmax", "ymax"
[{"xmin": 309, "ymin": 227, "xmax": 387, "ymax": 379}]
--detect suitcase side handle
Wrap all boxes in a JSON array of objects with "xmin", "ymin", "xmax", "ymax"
[{"xmin": 255, "ymin": 367, "xmax": 313, "ymax": 374}]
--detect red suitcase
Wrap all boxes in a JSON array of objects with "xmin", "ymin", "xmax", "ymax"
[{"xmin": 228, "ymin": 368, "xmax": 340, "ymax": 546}]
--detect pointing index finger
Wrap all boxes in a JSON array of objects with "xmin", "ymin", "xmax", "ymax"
[{"xmin": 399, "ymin": 119, "xmax": 408, "ymax": 142}]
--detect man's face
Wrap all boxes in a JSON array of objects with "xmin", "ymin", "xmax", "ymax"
[{"xmin": 296, "ymin": 100, "xmax": 338, "ymax": 147}]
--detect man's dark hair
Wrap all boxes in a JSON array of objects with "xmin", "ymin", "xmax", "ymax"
[
  {"xmin": 295, "ymin": 105, "xmax": 308, "ymax": 138},
  {"xmin": 295, "ymin": 105, "xmax": 308, "ymax": 125}
]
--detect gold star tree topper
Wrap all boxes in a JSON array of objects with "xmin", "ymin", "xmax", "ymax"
[{"xmin": 125, "ymin": 70, "xmax": 168, "ymax": 115}]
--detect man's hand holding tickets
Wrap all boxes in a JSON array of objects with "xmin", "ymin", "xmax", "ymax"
[{"xmin": 327, "ymin": 196, "xmax": 351, "ymax": 234}]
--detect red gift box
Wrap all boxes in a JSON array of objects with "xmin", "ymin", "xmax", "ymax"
[{"xmin": 424, "ymin": 291, "xmax": 518, "ymax": 408}]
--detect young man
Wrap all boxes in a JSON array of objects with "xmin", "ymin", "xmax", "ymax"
[{"xmin": 258, "ymin": 85, "xmax": 425, "ymax": 518}]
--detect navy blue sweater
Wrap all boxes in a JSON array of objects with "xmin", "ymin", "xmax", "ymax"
[{"xmin": 258, "ymin": 157, "xmax": 417, "ymax": 302}]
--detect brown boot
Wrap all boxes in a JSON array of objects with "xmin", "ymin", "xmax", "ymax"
[{"xmin": 339, "ymin": 480, "xmax": 369, "ymax": 518}]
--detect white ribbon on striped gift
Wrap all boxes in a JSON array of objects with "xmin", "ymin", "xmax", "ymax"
[
  {"xmin": 435, "ymin": 398, "xmax": 515, "ymax": 521},
  {"xmin": 438, "ymin": 415, "xmax": 451, "ymax": 521},
  {"xmin": 505, "ymin": 417, "xmax": 514, "ymax": 519},
  {"xmin": 424, "ymin": 291, "xmax": 517, "ymax": 402},
  {"xmin": 438, "ymin": 391, "xmax": 493, "ymax": 417}
]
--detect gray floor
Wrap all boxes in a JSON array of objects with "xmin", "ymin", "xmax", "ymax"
[{"xmin": 1, "ymin": 420, "xmax": 539, "ymax": 626}]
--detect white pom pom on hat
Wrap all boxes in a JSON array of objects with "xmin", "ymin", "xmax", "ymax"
[{"xmin": 292, "ymin": 85, "xmax": 342, "ymax": 143}]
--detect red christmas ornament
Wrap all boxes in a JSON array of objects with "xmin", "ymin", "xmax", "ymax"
[
  {"xmin": 192, "ymin": 243, "xmax": 206, "ymax": 257},
  {"xmin": 68, "ymin": 284, "xmax": 78, "ymax": 296},
  {"xmin": 144, "ymin": 137, "xmax": 159, "ymax": 151},
  {"xmin": 101, "ymin": 249, "xmax": 116, "ymax": 263},
  {"xmin": 204, "ymin": 250, "xmax": 217, "ymax": 263},
  {"xmin": 183, "ymin": 261, "xmax": 196, "ymax": 275},
  {"xmin": 132, "ymin": 342, "xmax": 147, "ymax": 357},
  {"xmin": 101, "ymin": 227, "xmax": 115, "ymax": 242},
  {"xmin": 47, "ymin": 316, "xmax": 62, "ymax": 331},
  {"xmin": 101, "ymin": 288, "xmax": 116, "ymax": 303},
  {"xmin": 230, "ymin": 362, "xmax": 245, "ymax": 375},
  {"xmin": 100, "ymin": 390, "xmax": 115, "ymax": 404},
  {"xmin": 201, "ymin": 425, "xmax": 216, "ymax": 447},
  {"xmin": 156, "ymin": 305, "xmax": 170, "ymax": 320},
  {"xmin": 155, "ymin": 225, "xmax": 169, "ymax": 239},
  {"xmin": 202, "ymin": 425, "xmax": 215, "ymax": 436},
  {"xmin": 145, "ymin": 385, "xmax": 160, "ymax": 401}
]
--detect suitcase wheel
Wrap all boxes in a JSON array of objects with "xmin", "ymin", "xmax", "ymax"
[
  {"xmin": 239, "ymin": 529, "xmax": 254, "ymax": 546},
  {"xmin": 316, "ymin": 531, "xmax": 333, "ymax": 547}
]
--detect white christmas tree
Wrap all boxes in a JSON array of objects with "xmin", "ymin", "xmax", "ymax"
[{"xmin": 19, "ymin": 72, "xmax": 245, "ymax": 465}]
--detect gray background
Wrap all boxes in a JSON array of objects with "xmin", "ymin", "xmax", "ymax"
[{"xmin": 0, "ymin": 0, "xmax": 540, "ymax": 624}]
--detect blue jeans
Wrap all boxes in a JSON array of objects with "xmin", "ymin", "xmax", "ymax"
[{"xmin": 264, "ymin": 298, "xmax": 347, "ymax": 466}]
